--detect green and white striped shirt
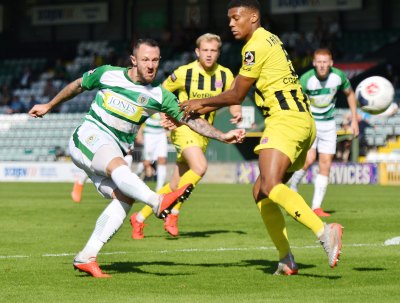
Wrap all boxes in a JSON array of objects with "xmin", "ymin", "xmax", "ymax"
[
  {"xmin": 81, "ymin": 65, "xmax": 182, "ymax": 152},
  {"xmin": 300, "ymin": 67, "xmax": 350, "ymax": 121}
]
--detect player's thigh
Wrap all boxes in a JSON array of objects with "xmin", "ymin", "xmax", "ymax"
[
  {"xmin": 171, "ymin": 126, "xmax": 208, "ymax": 163},
  {"xmin": 254, "ymin": 111, "xmax": 316, "ymax": 173},
  {"xmin": 182, "ymin": 146, "xmax": 207, "ymax": 175},
  {"xmin": 315, "ymin": 120, "xmax": 337, "ymax": 155}
]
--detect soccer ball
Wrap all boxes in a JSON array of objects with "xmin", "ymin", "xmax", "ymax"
[{"xmin": 355, "ymin": 76, "xmax": 394, "ymax": 114}]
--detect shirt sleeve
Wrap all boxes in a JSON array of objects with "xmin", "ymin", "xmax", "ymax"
[
  {"xmin": 162, "ymin": 67, "xmax": 184, "ymax": 94},
  {"xmin": 81, "ymin": 65, "xmax": 109, "ymax": 90},
  {"xmin": 160, "ymin": 87, "xmax": 184, "ymax": 121},
  {"xmin": 238, "ymin": 41, "xmax": 267, "ymax": 79}
]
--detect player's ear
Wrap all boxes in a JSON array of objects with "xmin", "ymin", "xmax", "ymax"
[
  {"xmin": 195, "ymin": 48, "xmax": 200, "ymax": 58},
  {"xmin": 250, "ymin": 11, "xmax": 260, "ymax": 24},
  {"xmin": 130, "ymin": 55, "xmax": 137, "ymax": 67}
]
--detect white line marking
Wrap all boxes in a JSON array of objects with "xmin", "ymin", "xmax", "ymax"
[
  {"xmin": 0, "ymin": 255, "xmax": 29, "ymax": 259},
  {"xmin": 0, "ymin": 241, "xmax": 396, "ymax": 260},
  {"xmin": 384, "ymin": 237, "xmax": 400, "ymax": 246}
]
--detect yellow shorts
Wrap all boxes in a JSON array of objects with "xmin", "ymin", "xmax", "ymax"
[
  {"xmin": 254, "ymin": 111, "xmax": 316, "ymax": 172},
  {"xmin": 171, "ymin": 125, "xmax": 209, "ymax": 162}
]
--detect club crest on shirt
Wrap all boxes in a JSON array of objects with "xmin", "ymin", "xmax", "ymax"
[
  {"xmin": 136, "ymin": 94, "xmax": 149, "ymax": 105},
  {"xmin": 88, "ymin": 68, "xmax": 97, "ymax": 75},
  {"xmin": 170, "ymin": 73, "xmax": 177, "ymax": 82},
  {"xmin": 215, "ymin": 80, "xmax": 223, "ymax": 88},
  {"xmin": 244, "ymin": 51, "xmax": 255, "ymax": 66},
  {"xmin": 261, "ymin": 137, "xmax": 269, "ymax": 144},
  {"xmin": 85, "ymin": 135, "xmax": 99, "ymax": 146}
]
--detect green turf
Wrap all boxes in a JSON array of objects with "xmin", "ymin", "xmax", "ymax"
[{"xmin": 0, "ymin": 182, "xmax": 399, "ymax": 303}]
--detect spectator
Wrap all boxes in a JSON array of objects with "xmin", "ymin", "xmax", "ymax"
[
  {"xmin": 19, "ymin": 66, "xmax": 33, "ymax": 89},
  {"xmin": 0, "ymin": 84, "xmax": 12, "ymax": 106},
  {"xmin": 6, "ymin": 95, "xmax": 25, "ymax": 114},
  {"xmin": 336, "ymin": 117, "xmax": 353, "ymax": 162},
  {"xmin": 357, "ymin": 112, "xmax": 373, "ymax": 157},
  {"xmin": 43, "ymin": 79, "xmax": 58, "ymax": 99},
  {"xmin": 43, "ymin": 79, "xmax": 61, "ymax": 112},
  {"xmin": 53, "ymin": 58, "xmax": 69, "ymax": 81},
  {"xmin": 27, "ymin": 95, "xmax": 40, "ymax": 110}
]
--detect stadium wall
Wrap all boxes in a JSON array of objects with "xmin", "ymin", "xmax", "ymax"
[{"xmin": 1, "ymin": 161, "xmax": 399, "ymax": 185}]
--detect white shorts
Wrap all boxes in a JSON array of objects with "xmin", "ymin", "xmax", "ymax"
[
  {"xmin": 143, "ymin": 131, "xmax": 167, "ymax": 161},
  {"xmin": 68, "ymin": 120, "xmax": 124, "ymax": 198},
  {"xmin": 311, "ymin": 119, "xmax": 337, "ymax": 154}
]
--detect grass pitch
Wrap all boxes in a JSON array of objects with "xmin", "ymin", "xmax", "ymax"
[{"xmin": 0, "ymin": 182, "xmax": 399, "ymax": 303}]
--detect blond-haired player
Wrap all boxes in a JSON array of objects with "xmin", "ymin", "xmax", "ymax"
[{"xmin": 130, "ymin": 33, "xmax": 242, "ymax": 239}]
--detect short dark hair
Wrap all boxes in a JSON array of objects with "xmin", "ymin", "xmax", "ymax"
[
  {"xmin": 227, "ymin": 0, "xmax": 261, "ymax": 12},
  {"xmin": 132, "ymin": 38, "xmax": 159, "ymax": 55}
]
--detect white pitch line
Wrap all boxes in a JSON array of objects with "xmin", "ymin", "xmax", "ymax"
[{"xmin": 0, "ymin": 242, "xmax": 396, "ymax": 260}]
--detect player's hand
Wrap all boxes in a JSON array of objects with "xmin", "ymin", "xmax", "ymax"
[
  {"xmin": 221, "ymin": 129, "xmax": 246, "ymax": 144},
  {"xmin": 161, "ymin": 114, "xmax": 180, "ymax": 130},
  {"xmin": 179, "ymin": 100, "xmax": 203, "ymax": 119},
  {"xmin": 230, "ymin": 112, "xmax": 243, "ymax": 125},
  {"xmin": 28, "ymin": 104, "xmax": 52, "ymax": 118}
]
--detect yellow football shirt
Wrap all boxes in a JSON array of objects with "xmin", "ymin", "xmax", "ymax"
[
  {"xmin": 239, "ymin": 27, "xmax": 310, "ymax": 117},
  {"xmin": 163, "ymin": 60, "xmax": 234, "ymax": 124}
]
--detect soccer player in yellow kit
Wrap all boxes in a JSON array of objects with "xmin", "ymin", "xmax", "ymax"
[
  {"xmin": 130, "ymin": 33, "xmax": 242, "ymax": 238},
  {"xmin": 181, "ymin": 0, "xmax": 343, "ymax": 275}
]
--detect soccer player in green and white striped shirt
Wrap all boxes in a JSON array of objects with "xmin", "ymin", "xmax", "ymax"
[
  {"xmin": 289, "ymin": 48, "xmax": 359, "ymax": 217},
  {"xmin": 29, "ymin": 38, "xmax": 245, "ymax": 278}
]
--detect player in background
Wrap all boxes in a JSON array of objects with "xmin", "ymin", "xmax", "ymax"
[
  {"xmin": 29, "ymin": 38, "xmax": 245, "ymax": 278},
  {"xmin": 136, "ymin": 112, "xmax": 168, "ymax": 191},
  {"xmin": 130, "ymin": 33, "xmax": 242, "ymax": 239},
  {"xmin": 71, "ymin": 169, "xmax": 89, "ymax": 203},
  {"xmin": 289, "ymin": 48, "xmax": 359, "ymax": 217},
  {"xmin": 180, "ymin": 0, "xmax": 343, "ymax": 275}
]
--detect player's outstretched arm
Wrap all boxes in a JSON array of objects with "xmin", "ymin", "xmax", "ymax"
[
  {"xmin": 182, "ymin": 117, "xmax": 245, "ymax": 144},
  {"xmin": 28, "ymin": 78, "xmax": 84, "ymax": 118},
  {"xmin": 180, "ymin": 75, "xmax": 255, "ymax": 118}
]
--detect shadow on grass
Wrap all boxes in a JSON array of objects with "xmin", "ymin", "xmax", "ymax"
[
  {"xmin": 242, "ymin": 259, "xmax": 340, "ymax": 279},
  {"xmin": 99, "ymin": 258, "xmax": 340, "ymax": 279},
  {"xmin": 167, "ymin": 229, "xmax": 247, "ymax": 239}
]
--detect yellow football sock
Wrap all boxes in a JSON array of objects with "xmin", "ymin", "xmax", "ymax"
[
  {"xmin": 138, "ymin": 183, "xmax": 173, "ymax": 220},
  {"xmin": 269, "ymin": 184, "xmax": 324, "ymax": 236},
  {"xmin": 172, "ymin": 169, "xmax": 202, "ymax": 212},
  {"xmin": 257, "ymin": 198, "xmax": 291, "ymax": 259}
]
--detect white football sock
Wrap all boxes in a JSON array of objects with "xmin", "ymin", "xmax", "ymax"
[
  {"xmin": 78, "ymin": 199, "xmax": 131, "ymax": 261},
  {"xmin": 312, "ymin": 174, "xmax": 329, "ymax": 210},
  {"xmin": 135, "ymin": 162, "xmax": 144, "ymax": 175},
  {"xmin": 124, "ymin": 154, "xmax": 133, "ymax": 169},
  {"xmin": 289, "ymin": 169, "xmax": 306, "ymax": 192},
  {"xmin": 156, "ymin": 164, "xmax": 167, "ymax": 191},
  {"xmin": 111, "ymin": 165, "xmax": 159, "ymax": 209}
]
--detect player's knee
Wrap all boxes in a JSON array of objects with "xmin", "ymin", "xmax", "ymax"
[
  {"xmin": 259, "ymin": 178, "xmax": 280, "ymax": 197},
  {"xmin": 191, "ymin": 163, "xmax": 207, "ymax": 177}
]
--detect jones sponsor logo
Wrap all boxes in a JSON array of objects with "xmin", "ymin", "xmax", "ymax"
[{"xmin": 106, "ymin": 96, "xmax": 137, "ymax": 115}]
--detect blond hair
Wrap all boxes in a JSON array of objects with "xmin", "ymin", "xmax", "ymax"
[{"xmin": 196, "ymin": 33, "xmax": 222, "ymax": 49}]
